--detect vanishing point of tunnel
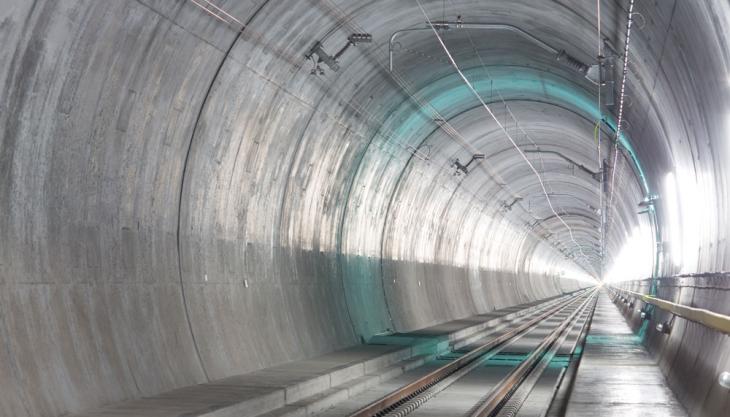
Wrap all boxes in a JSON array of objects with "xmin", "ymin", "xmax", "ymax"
[{"xmin": 1, "ymin": 1, "xmax": 729, "ymax": 416}]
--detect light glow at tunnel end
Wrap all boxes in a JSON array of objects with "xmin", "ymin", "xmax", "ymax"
[
  {"xmin": 415, "ymin": 0, "xmax": 602, "ymax": 276},
  {"xmin": 603, "ymin": 224, "xmax": 653, "ymax": 283},
  {"xmin": 392, "ymin": 32, "xmax": 652, "ymax": 282}
]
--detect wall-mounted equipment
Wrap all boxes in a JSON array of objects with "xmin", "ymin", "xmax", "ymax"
[
  {"xmin": 453, "ymin": 153, "xmax": 485, "ymax": 175},
  {"xmin": 500, "ymin": 197, "xmax": 523, "ymax": 212},
  {"xmin": 585, "ymin": 39, "xmax": 619, "ymax": 105},
  {"xmin": 655, "ymin": 313, "xmax": 675, "ymax": 334},
  {"xmin": 719, "ymin": 371, "xmax": 730, "ymax": 389},
  {"xmin": 655, "ymin": 321, "xmax": 671, "ymax": 334},
  {"xmin": 305, "ymin": 33, "xmax": 372, "ymax": 75},
  {"xmin": 556, "ymin": 49, "xmax": 589, "ymax": 74},
  {"xmin": 637, "ymin": 194, "xmax": 658, "ymax": 214}
]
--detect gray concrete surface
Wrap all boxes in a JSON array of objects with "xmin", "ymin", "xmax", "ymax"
[
  {"xmin": 312, "ymin": 291, "xmax": 592, "ymax": 417},
  {"xmin": 66, "ymin": 296, "xmax": 563, "ymax": 417},
  {"xmin": 1, "ymin": 1, "xmax": 729, "ymax": 416},
  {"xmin": 614, "ymin": 277, "xmax": 730, "ymax": 417},
  {"xmin": 565, "ymin": 291, "xmax": 688, "ymax": 417}
]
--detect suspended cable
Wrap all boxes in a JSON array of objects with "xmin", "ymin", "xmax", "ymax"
[
  {"xmin": 191, "ymin": 0, "xmax": 597, "ymax": 272},
  {"xmin": 186, "ymin": 0, "xmax": 523, "ymax": 229},
  {"xmin": 316, "ymin": 0, "xmax": 534, "ymax": 207},
  {"xmin": 607, "ymin": 0, "xmax": 635, "ymax": 221},
  {"xmin": 596, "ymin": 0, "xmax": 605, "ymax": 278},
  {"xmin": 444, "ymin": 0, "xmax": 598, "ymax": 265},
  {"xmin": 188, "ymin": 0, "xmax": 245, "ymax": 28},
  {"xmin": 414, "ymin": 0, "xmax": 596, "ymax": 274},
  {"xmin": 313, "ymin": 0, "xmax": 597, "ymax": 271}
]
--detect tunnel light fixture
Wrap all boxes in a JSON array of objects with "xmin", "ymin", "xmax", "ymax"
[
  {"xmin": 656, "ymin": 315, "xmax": 676, "ymax": 334},
  {"xmin": 655, "ymin": 321, "xmax": 671, "ymax": 334},
  {"xmin": 719, "ymin": 371, "xmax": 730, "ymax": 389},
  {"xmin": 640, "ymin": 309, "xmax": 651, "ymax": 321}
]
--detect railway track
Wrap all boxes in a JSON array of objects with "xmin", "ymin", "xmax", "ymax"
[{"xmin": 346, "ymin": 289, "xmax": 598, "ymax": 417}]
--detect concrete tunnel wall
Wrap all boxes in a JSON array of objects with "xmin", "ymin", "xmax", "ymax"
[
  {"xmin": 1, "ymin": 1, "xmax": 729, "ymax": 416},
  {"xmin": 615, "ymin": 277, "xmax": 730, "ymax": 417}
]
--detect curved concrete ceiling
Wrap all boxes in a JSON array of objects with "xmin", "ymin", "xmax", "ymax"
[{"xmin": 1, "ymin": 0, "xmax": 729, "ymax": 416}]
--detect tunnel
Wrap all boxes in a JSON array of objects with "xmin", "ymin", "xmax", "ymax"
[{"xmin": 1, "ymin": 0, "xmax": 729, "ymax": 416}]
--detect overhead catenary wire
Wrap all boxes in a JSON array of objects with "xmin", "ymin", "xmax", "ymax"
[
  {"xmin": 444, "ymin": 0, "xmax": 598, "ymax": 266},
  {"xmin": 189, "ymin": 0, "xmax": 598, "ymax": 276},
  {"xmin": 371, "ymin": 1, "xmax": 600, "ymax": 272},
  {"xmin": 314, "ymin": 0, "xmax": 587, "ymax": 253},
  {"xmin": 185, "ymin": 2, "xmax": 491, "ymax": 216},
  {"xmin": 414, "ymin": 0, "xmax": 596, "ymax": 275},
  {"xmin": 187, "ymin": 0, "xmax": 538, "ymax": 246},
  {"xmin": 314, "ymin": 1, "xmax": 589, "ymax": 270},
  {"xmin": 596, "ymin": 0, "xmax": 605, "ymax": 277},
  {"xmin": 388, "ymin": 32, "xmax": 603, "ymax": 266},
  {"xmin": 323, "ymin": 0, "xmax": 600, "ymax": 274},
  {"xmin": 315, "ymin": 0, "xmax": 602, "ymax": 287},
  {"xmin": 189, "ymin": 0, "xmax": 241, "ymax": 27}
]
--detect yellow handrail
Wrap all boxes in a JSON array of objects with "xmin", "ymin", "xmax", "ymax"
[{"xmin": 610, "ymin": 288, "xmax": 730, "ymax": 335}]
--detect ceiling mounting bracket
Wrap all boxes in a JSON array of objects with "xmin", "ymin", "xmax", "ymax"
[
  {"xmin": 305, "ymin": 33, "xmax": 372, "ymax": 75},
  {"xmin": 453, "ymin": 153, "xmax": 485, "ymax": 175}
]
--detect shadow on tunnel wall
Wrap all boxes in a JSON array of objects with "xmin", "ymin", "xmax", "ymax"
[
  {"xmin": 342, "ymin": 254, "xmax": 584, "ymax": 338},
  {"xmin": 0, "ymin": 0, "xmax": 600, "ymax": 416}
]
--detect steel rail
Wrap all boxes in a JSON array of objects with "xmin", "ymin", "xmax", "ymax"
[
  {"xmin": 348, "ymin": 290, "xmax": 592, "ymax": 417},
  {"xmin": 469, "ymin": 289, "xmax": 598, "ymax": 417},
  {"xmin": 492, "ymin": 300, "xmax": 595, "ymax": 417},
  {"xmin": 544, "ymin": 292, "xmax": 599, "ymax": 417},
  {"xmin": 610, "ymin": 287, "xmax": 730, "ymax": 335},
  {"xmin": 375, "ymin": 296, "xmax": 593, "ymax": 417}
]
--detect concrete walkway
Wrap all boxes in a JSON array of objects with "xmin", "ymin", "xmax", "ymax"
[
  {"xmin": 69, "ymin": 297, "xmax": 559, "ymax": 417},
  {"xmin": 565, "ymin": 290, "xmax": 688, "ymax": 417}
]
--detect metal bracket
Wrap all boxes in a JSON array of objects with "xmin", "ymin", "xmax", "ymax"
[
  {"xmin": 305, "ymin": 33, "xmax": 372, "ymax": 75},
  {"xmin": 453, "ymin": 153, "xmax": 485, "ymax": 175}
]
